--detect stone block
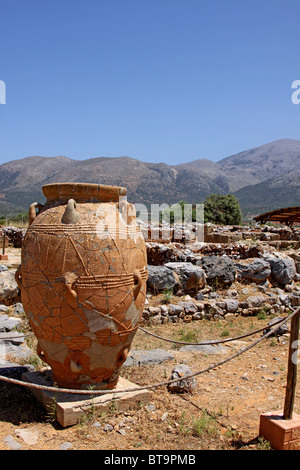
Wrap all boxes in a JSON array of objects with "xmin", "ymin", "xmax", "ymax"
[{"xmin": 22, "ymin": 369, "xmax": 152, "ymax": 427}]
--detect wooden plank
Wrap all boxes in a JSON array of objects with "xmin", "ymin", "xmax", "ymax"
[{"xmin": 254, "ymin": 206, "xmax": 300, "ymax": 223}]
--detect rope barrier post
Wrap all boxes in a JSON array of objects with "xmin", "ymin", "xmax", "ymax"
[
  {"xmin": 283, "ymin": 307, "xmax": 300, "ymax": 420},
  {"xmin": 259, "ymin": 307, "xmax": 300, "ymax": 450},
  {"xmin": 0, "ymin": 232, "xmax": 8, "ymax": 260}
]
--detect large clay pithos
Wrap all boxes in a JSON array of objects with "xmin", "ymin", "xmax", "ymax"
[{"xmin": 16, "ymin": 183, "xmax": 148, "ymax": 389}]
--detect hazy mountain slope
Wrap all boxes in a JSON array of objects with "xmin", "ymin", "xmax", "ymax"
[
  {"xmin": 217, "ymin": 138, "xmax": 300, "ymax": 191},
  {"xmin": 234, "ymin": 170, "xmax": 300, "ymax": 219},
  {"xmin": 0, "ymin": 156, "xmax": 74, "ymax": 214},
  {"xmin": 178, "ymin": 138, "xmax": 300, "ymax": 192},
  {"xmin": 35, "ymin": 156, "xmax": 227, "ymax": 206},
  {"xmin": 0, "ymin": 155, "xmax": 72, "ymax": 189},
  {"xmin": 0, "ymin": 138, "xmax": 299, "ymax": 218},
  {"xmin": 0, "ymin": 155, "xmax": 226, "ymax": 214}
]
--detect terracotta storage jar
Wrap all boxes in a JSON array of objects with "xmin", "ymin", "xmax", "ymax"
[{"xmin": 16, "ymin": 183, "xmax": 148, "ymax": 389}]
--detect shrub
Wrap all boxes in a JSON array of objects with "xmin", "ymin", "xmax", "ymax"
[{"xmin": 204, "ymin": 194, "xmax": 242, "ymax": 225}]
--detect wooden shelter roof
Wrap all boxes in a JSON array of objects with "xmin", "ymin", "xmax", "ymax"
[{"xmin": 253, "ymin": 206, "xmax": 300, "ymax": 227}]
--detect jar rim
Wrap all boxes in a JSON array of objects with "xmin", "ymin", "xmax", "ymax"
[{"xmin": 42, "ymin": 182, "xmax": 127, "ymax": 203}]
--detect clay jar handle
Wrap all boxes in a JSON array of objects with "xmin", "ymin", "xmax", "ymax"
[
  {"xmin": 133, "ymin": 269, "xmax": 142, "ymax": 300},
  {"xmin": 29, "ymin": 202, "xmax": 44, "ymax": 226},
  {"xmin": 118, "ymin": 200, "xmax": 136, "ymax": 224}
]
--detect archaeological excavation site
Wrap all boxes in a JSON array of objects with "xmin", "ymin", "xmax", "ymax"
[{"xmin": 0, "ymin": 184, "xmax": 300, "ymax": 451}]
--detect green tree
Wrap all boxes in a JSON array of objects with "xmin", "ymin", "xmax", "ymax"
[
  {"xmin": 204, "ymin": 194, "xmax": 242, "ymax": 225},
  {"xmin": 162, "ymin": 200, "xmax": 197, "ymax": 224}
]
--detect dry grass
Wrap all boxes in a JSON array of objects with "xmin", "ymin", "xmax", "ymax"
[{"xmin": 0, "ymin": 313, "xmax": 297, "ymax": 450}]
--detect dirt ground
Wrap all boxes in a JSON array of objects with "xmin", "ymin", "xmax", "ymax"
[{"xmin": 0, "ymin": 310, "xmax": 297, "ymax": 451}]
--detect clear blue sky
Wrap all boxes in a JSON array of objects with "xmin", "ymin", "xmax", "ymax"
[{"xmin": 1, "ymin": 0, "xmax": 300, "ymax": 165}]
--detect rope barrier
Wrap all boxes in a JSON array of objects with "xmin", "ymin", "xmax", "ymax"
[
  {"xmin": 1, "ymin": 310, "xmax": 292, "ymax": 345},
  {"xmin": 0, "ymin": 309, "xmax": 298, "ymax": 396},
  {"xmin": 0, "ymin": 332, "xmax": 34, "ymax": 340},
  {"xmin": 138, "ymin": 314, "xmax": 290, "ymax": 345}
]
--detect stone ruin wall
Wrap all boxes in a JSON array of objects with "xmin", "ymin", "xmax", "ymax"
[
  {"xmin": 141, "ymin": 222, "xmax": 300, "ymax": 326},
  {"xmin": 0, "ymin": 227, "xmax": 26, "ymax": 248},
  {"xmin": 1, "ymin": 223, "xmax": 300, "ymax": 326},
  {"xmin": 141, "ymin": 222, "xmax": 300, "ymax": 246}
]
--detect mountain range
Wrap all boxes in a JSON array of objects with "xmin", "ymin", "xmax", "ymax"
[{"xmin": 0, "ymin": 138, "xmax": 299, "ymax": 221}]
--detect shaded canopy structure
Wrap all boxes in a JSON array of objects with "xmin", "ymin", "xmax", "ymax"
[{"xmin": 254, "ymin": 207, "xmax": 300, "ymax": 228}]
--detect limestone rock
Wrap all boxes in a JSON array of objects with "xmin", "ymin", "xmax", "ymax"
[
  {"xmin": 15, "ymin": 429, "xmax": 39, "ymax": 445},
  {"xmin": 200, "ymin": 255, "xmax": 236, "ymax": 288},
  {"xmin": 224, "ymin": 299, "xmax": 239, "ymax": 313},
  {"xmin": 263, "ymin": 254, "xmax": 296, "ymax": 286},
  {"xmin": 123, "ymin": 349, "xmax": 175, "ymax": 367},
  {"xmin": 180, "ymin": 342, "xmax": 228, "ymax": 354},
  {"xmin": 0, "ymin": 314, "xmax": 22, "ymax": 332},
  {"xmin": 147, "ymin": 265, "xmax": 178, "ymax": 292},
  {"xmin": 289, "ymin": 293, "xmax": 300, "ymax": 307},
  {"xmin": 0, "ymin": 269, "xmax": 19, "ymax": 304},
  {"xmin": 3, "ymin": 435, "xmax": 22, "ymax": 450},
  {"xmin": 246, "ymin": 295, "xmax": 267, "ymax": 308},
  {"xmin": 165, "ymin": 262, "xmax": 206, "ymax": 293},
  {"xmin": 167, "ymin": 364, "xmax": 196, "ymax": 393},
  {"xmin": 0, "ymin": 331, "xmax": 32, "ymax": 361},
  {"xmin": 168, "ymin": 304, "xmax": 184, "ymax": 315},
  {"xmin": 178, "ymin": 301, "xmax": 197, "ymax": 314},
  {"xmin": 11, "ymin": 302, "xmax": 25, "ymax": 316},
  {"xmin": 235, "ymin": 258, "xmax": 271, "ymax": 283},
  {"xmin": 263, "ymin": 316, "xmax": 288, "ymax": 337}
]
